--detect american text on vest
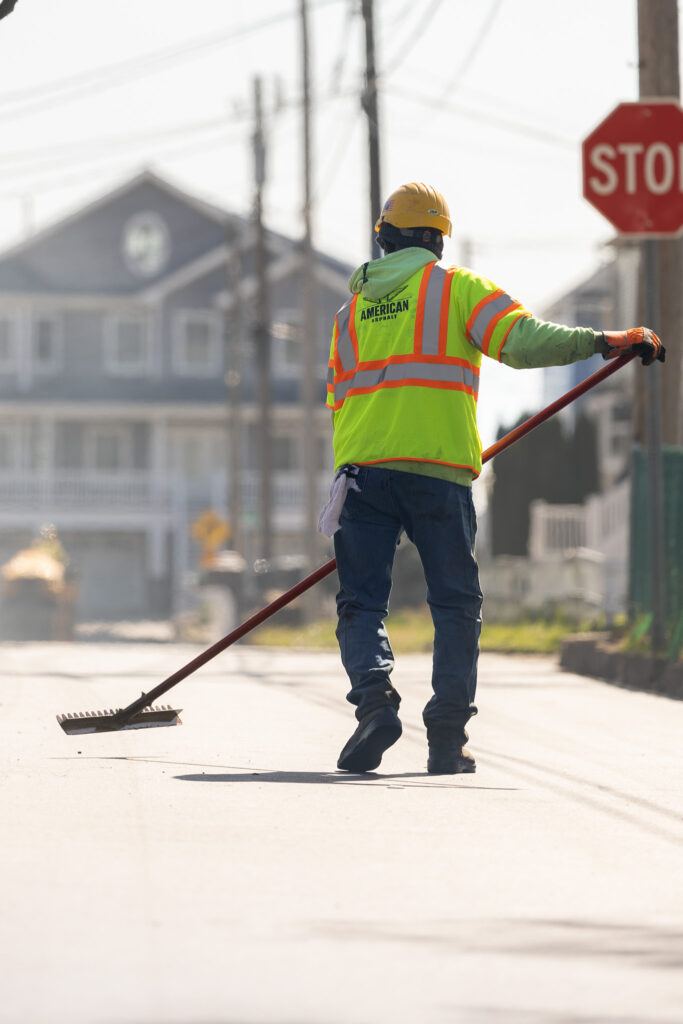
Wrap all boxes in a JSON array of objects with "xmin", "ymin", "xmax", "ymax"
[{"xmin": 359, "ymin": 298, "xmax": 410, "ymax": 322}]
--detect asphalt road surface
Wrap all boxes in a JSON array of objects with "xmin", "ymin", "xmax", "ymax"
[{"xmin": 3, "ymin": 641, "xmax": 683, "ymax": 1024}]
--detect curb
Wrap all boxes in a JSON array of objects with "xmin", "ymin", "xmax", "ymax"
[{"xmin": 560, "ymin": 632, "xmax": 683, "ymax": 700}]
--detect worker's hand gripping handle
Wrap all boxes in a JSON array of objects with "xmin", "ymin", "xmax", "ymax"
[{"xmin": 602, "ymin": 327, "xmax": 665, "ymax": 365}]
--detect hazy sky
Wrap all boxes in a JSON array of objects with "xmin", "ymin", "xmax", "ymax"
[{"xmin": 0, "ymin": 0, "xmax": 674, "ymax": 453}]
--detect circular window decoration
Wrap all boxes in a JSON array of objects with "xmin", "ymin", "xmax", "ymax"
[{"xmin": 122, "ymin": 212, "xmax": 171, "ymax": 277}]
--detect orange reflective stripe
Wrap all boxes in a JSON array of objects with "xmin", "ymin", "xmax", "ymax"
[
  {"xmin": 335, "ymin": 297, "xmax": 358, "ymax": 372},
  {"xmin": 333, "ymin": 358, "xmax": 479, "ymax": 406},
  {"xmin": 330, "ymin": 318, "xmax": 342, "ymax": 376},
  {"xmin": 467, "ymin": 289, "xmax": 524, "ymax": 355},
  {"xmin": 438, "ymin": 268, "xmax": 454, "ymax": 356},
  {"xmin": 348, "ymin": 294, "xmax": 359, "ymax": 364},
  {"xmin": 360, "ymin": 454, "xmax": 480, "ymax": 475},
  {"xmin": 413, "ymin": 262, "xmax": 435, "ymax": 354},
  {"xmin": 496, "ymin": 311, "xmax": 530, "ymax": 362},
  {"xmin": 481, "ymin": 301, "xmax": 522, "ymax": 356},
  {"xmin": 465, "ymin": 289, "xmax": 504, "ymax": 342},
  {"xmin": 356, "ymin": 352, "xmax": 478, "ymax": 372},
  {"xmin": 344, "ymin": 378, "xmax": 478, "ymax": 400}
]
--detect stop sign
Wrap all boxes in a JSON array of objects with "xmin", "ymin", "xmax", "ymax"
[{"xmin": 582, "ymin": 101, "xmax": 683, "ymax": 235}]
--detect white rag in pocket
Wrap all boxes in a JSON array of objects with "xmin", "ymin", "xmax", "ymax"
[{"xmin": 317, "ymin": 465, "xmax": 361, "ymax": 537}]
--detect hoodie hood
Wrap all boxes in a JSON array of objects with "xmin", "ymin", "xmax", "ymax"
[{"xmin": 349, "ymin": 248, "xmax": 438, "ymax": 301}]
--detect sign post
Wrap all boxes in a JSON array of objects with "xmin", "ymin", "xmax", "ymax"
[{"xmin": 582, "ymin": 100, "xmax": 683, "ymax": 651}]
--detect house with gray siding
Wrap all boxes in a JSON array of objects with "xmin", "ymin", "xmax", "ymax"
[{"xmin": 0, "ymin": 171, "xmax": 349, "ymax": 620}]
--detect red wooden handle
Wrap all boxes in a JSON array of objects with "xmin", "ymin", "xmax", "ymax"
[{"xmin": 126, "ymin": 352, "xmax": 634, "ymax": 715}]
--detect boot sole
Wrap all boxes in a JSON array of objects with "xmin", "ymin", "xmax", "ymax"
[
  {"xmin": 427, "ymin": 757, "xmax": 476, "ymax": 775},
  {"xmin": 337, "ymin": 718, "xmax": 402, "ymax": 773}
]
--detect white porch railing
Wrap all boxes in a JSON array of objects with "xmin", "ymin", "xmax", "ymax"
[
  {"xmin": 529, "ymin": 479, "xmax": 630, "ymax": 561},
  {"xmin": 522, "ymin": 478, "xmax": 631, "ymax": 617},
  {"xmin": 0, "ymin": 470, "xmax": 171, "ymax": 511},
  {"xmin": 0, "ymin": 469, "xmax": 333, "ymax": 520}
]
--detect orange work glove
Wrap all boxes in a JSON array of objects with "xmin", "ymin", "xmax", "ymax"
[{"xmin": 602, "ymin": 327, "xmax": 665, "ymax": 365}]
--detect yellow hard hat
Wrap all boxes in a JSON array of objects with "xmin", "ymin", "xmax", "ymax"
[{"xmin": 374, "ymin": 182, "xmax": 452, "ymax": 238}]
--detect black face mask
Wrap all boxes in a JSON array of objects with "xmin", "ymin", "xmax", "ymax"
[{"xmin": 376, "ymin": 223, "xmax": 444, "ymax": 259}]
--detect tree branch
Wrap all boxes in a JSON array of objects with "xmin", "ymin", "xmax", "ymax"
[{"xmin": 0, "ymin": 0, "xmax": 20, "ymax": 22}]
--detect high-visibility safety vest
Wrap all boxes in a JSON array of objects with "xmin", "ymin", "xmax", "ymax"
[{"xmin": 327, "ymin": 260, "xmax": 530, "ymax": 478}]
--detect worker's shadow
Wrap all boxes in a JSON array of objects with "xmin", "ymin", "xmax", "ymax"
[{"xmin": 174, "ymin": 769, "xmax": 517, "ymax": 791}]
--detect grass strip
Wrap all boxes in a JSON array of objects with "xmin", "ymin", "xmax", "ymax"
[{"xmin": 243, "ymin": 608, "xmax": 577, "ymax": 654}]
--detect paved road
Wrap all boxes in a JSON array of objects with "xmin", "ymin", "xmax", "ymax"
[{"xmin": 3, "ymin": 642, "xmax": 683, "ymax": 1024}]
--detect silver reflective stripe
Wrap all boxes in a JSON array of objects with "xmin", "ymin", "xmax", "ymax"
[
  {"xmin": 335, "ymin": 299, "xmax": 357, "ymax": 372},
  {"xmin": 326, "ymin": 365, "xmax": 334, "ymax": 386},
  {"xmin": 468, "ymin": 292, "xmax": 516, "ymax": 351},
  {"xmin": 334, "ymin": 360, "xmax": 479, "ymax": 403},
  {"xmin": 420, "ymin": 264, "xmax": 447, "ymax": 355}
]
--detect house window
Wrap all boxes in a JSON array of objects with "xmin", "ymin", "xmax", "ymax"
[
  {"xmin": 86, "ymin": 427, "xmax": 132, "ymax": 472},
  {"xmin": 0, "ymin": 425, "xmax": 18, "ymax": 470},
  {"xmin": 272, "ymin": 436, "xmax": 298, "ymax": 471},
  {"xmin": 32, "ymin": 315, "xmax": 61, "ymax": 373},
  {"xmin": 172, "ymin": 312, "xmax": 221, "ymax": 376},
  {"xmin": 245, "ymin": 426, "xmax": 298, "ymax": 471},
  {"xmin": 105, "ymin": 315, "xmax": 150, "ymax": 374},
  {"xmin": 0, "ymin": 315, "xmax": 17, "ymax": 372},
  {"xmin": 271, "ymin": 316, "xmax": 301, "ymax": 379}
]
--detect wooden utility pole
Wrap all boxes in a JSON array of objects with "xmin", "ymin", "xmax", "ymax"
[
  {"xmin": 226, "ymin": 247, "xmax": 243, "ymax": 556},
  {"xmin": 252, "ymin": 76, "xmax": 273, "ymax": 561},
  {"xmin": 300, "ymin": 0, "xmax": 319, "ymax": 609},
  {"xmin": 637, "ymin": 0, "xmax": 680, "ymax": 651},
  {"xmin": 637, "ymin": 0, "xmax": 682, "ymax": 446},
  {"xmin": 361, "ymin": 0, "xmax": 382, "ymax": 251}
]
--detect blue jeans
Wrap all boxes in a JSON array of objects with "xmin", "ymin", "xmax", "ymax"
[{"xmin": 333, "ymin": 466, "xmax": 482, "ymax": 728}]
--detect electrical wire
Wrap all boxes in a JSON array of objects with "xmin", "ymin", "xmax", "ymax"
[
  {"xmin": 0, "ymin": 134, "xmax": 242, "ymax": 201},
  {"xmin": 325, "ymin": 0, "xmax": 357, "ymax": 97},
  {"xmin": 0, "ymin": 85, "xmax": 367, "ymax": 198},
  {"xmin": 0, "ymin": 116, "xmax": 234, "ymax": 172},
  {"xmin": 0, "ymin": 0, "xmax": 346, "ymax": 123},
  {"xmin": 438, "ymin": 0, "xmax": 504, "ymax": 98},
  {"xmin": 385, "ymin": 85, "xmax": 576, "ymax": 149},
  {"xmin": 379, "ymin": 0, "xmax": 444, "ymax": 76},
  {"xmin": 311, "ymin": 106, "xmax": 364, "ymax": 204}
]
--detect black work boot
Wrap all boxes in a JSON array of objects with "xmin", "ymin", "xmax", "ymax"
[
  {"xmin": 426, "ymin": 725, "xmax": 476, "ymax": 775},
  {"xmin": 337, "ymin": 706, "xmax": 402, "ymax": 773}
]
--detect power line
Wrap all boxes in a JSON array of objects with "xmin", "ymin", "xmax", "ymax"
[
  {"xmin": 385, "ymin": 85, "xmax": 575, "ymax": 149},
  {"xmin": 0, "ymin": 133, "xmax": 243, "ymax": 200},
  {"xmin": 0, "ymin": 86, "xmax": 363, "ymax": 201},
  {"xmin": 380, "ymin": 0, "xmax": 444, "ymax": 75},
  {"xmin": 438, "ymin": 0, "xmax": 504, "ymax": 97},
  {"xmin": 0, "ymin": 0, "xmax": 346, "ymax": 123},
  {"xmin": 0, "ymin": 116, "xmax": 234, "ymax": 172},
  {"xmin": 312, "ymin": 107, "xmax": 363, "ymax": 203},
  {"xmin": 0, "ymin": 85, "xmax": 362, "ymax": 183},
  {"xmin": 326, "ymin": 0, "xmax": 358, "ymax": 96}
]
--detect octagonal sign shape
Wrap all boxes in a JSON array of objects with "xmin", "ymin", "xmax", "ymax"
[{"xmin": 582, "ymin": 100, "xmax": 683, "ymax": 236}]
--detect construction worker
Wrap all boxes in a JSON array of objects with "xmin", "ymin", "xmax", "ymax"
[{"xmin": 321, "ymin": 181, "xmax": 665, "ymax": 776}]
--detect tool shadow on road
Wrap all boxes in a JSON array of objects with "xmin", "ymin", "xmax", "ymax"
[
  {"xmin": 173, "ymin": 768, "xmax": 519, "ymax": 790},
  {"xmin": 53, "ymin": 755, "xmax": 519, "ymax": 790}
]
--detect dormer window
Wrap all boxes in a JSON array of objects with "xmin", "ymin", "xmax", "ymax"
[{"xmin": 121, "ymin": 212, "xmax": 170, "ymax": 278}]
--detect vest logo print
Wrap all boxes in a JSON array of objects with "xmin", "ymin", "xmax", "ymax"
[{"xmin": 359, "ymin": 298, "xmax": 410, "ymax": 322}]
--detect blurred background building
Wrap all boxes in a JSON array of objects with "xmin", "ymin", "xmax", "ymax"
[{"xmin": 0, "ymin": 170, "xmax": 349, "ymax": 622}]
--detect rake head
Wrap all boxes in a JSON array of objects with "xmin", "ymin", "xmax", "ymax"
[{"xmin": 57, "ymin": 705, "xmax": 182, "ymax": 735}]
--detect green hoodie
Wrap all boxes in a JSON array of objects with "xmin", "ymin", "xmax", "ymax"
[{"xmin": 348, "ymin": 248, "xmax": 437, "ymax": 301}]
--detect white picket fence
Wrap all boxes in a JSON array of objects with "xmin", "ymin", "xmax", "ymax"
[{"xmin": 482, "ymin": 479, "xmax": 630, "ymax": 620}]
